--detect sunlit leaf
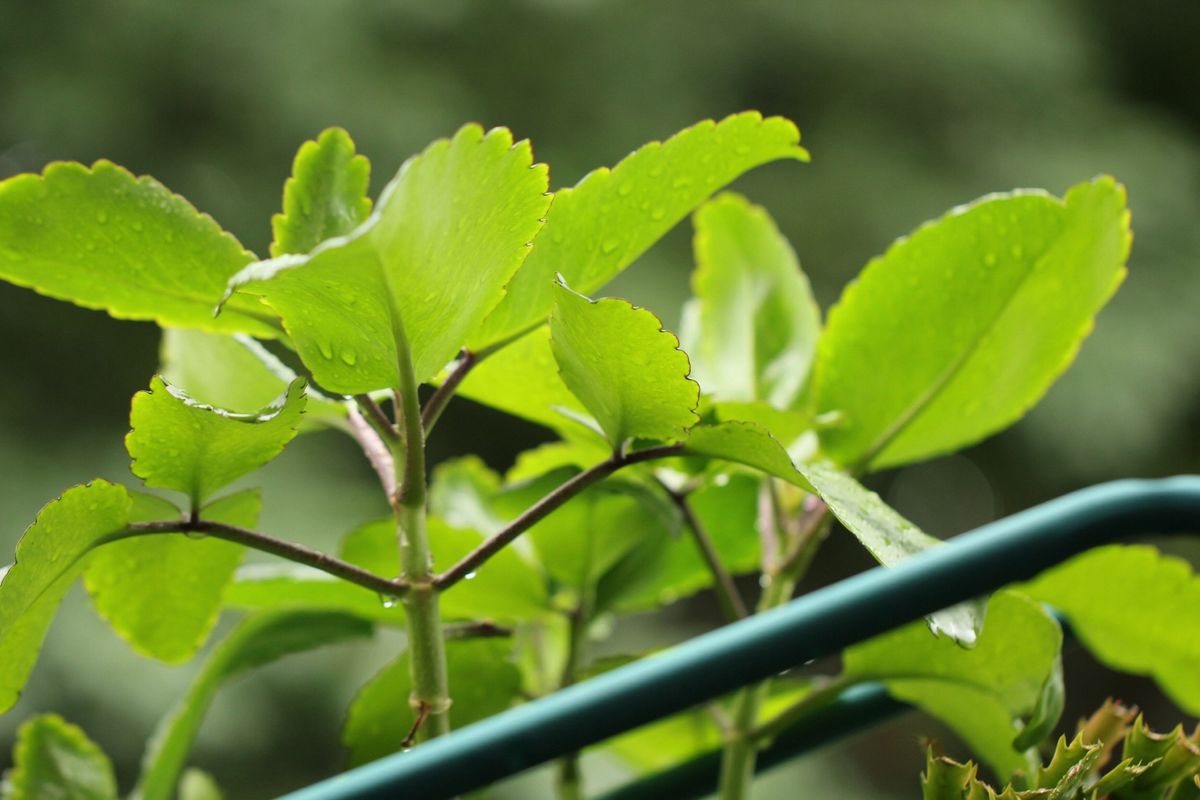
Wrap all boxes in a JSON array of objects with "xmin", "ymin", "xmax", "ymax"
[
  {"xmin": 0, "ymin": 481, "xmax": 131, "ymax": 714},
  {"xmin": 177, "ymin": 769, "xmax": 223, "ymax": 800},
  {"xmin": 226, "ymin": 125, "xmax": 551, "ymax": 393},
  {"xmin": 270, "ymin": 127, "xmax": 372, "ymax": 257},
  {"xmin": 0, "ymin": 161, "xmax": 276, "ymax": 336},
  {"xmin": 812, "ymin": 177, "xmax": 1130, "ymax": 471},
  {"xmin": 685, "ymin": 192, "xmax": 820, "ymax": 407},
  {"xmin": 550, "ymin": 282, "xmax": 699, "ymax": 447},
  {"xmin": 126, "ymin": 376, "xmax": 306, "ymax": 504},
  {"xmin": 1, "ymin": 714, "xmax": 117, "ymax": 800},
  {"xmin": 224, "ymin": 564, "xmax": 405, "ymax": 624},
  {"xmin": 474, "ymin": 112, "xmax": 808, "ymax": 346}
]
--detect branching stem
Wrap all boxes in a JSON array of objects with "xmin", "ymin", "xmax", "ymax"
[
  {"xmin": 421, "ymin": 350, "xmax": 477, "ymax": 434},
  {"xmin": 660, "ymin": 481, "xmax": 749, "ymax": 622},
  {"xmin": 434, "ymin": 443, "xmax": 684, "ymax": 590},
  {"xmin": 121, "ymin": 519, "xmax": 404, "ymax": 597}
]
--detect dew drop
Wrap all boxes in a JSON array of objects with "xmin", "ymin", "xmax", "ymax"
[
  {"xmin": 671, "ymin": 176, "xmax": 692, "ymax": 189},
  {"xmin": 131, "ymin": 220, "xmax": 145, "ymax": 232},
  {"xmin": 185, "ymin": 531, "xmax": 207, "ymax": 541},
  {"xmin": 649, "ymin": 165, "xmax": 665, "ymax": 178},
  {"xmin": 96, "ymin": 210, "xmax": 109, "ymax": 224},
  {"xmin": 464, "ymin": 571, "xmax": 477, "ymax": 581},
  {"xmin": 759, "ymin": 574, "xmax": 773, "ymax": 588},
  {"xmin": 983, "ymin": 252, "xmax": 997, "ymax": 267},
  {"xmin": 1010, "ymin": 244, "xmax": 1024, "ymax": 259},
  {"xmin": 650, "ymin": 207, "xmax": 666, "ymax": 221},
  {"xmin": 379, "ymin": 594, "xmax": 401, "ymax": 609},
  {"xmin": 318, "ymin": 339, "xmax": 334, "ymax": 359},
  {"xmin": 735, "ymin": 144, "xmax": 752, "ymax": 155},
  {"xmin": 601, "ymin": 238, "xmax": 619, "ymax": 255},
  {"xmin": 617, "ymin": 183, "xmax": 633, "ymax": 197},
  {"xmin": 85, "ymin": 242, "xmax": 97, "ymax": 252},
  {"xmin": 340, "ymin": 349, "xmax": 358, "ymax": 366}
]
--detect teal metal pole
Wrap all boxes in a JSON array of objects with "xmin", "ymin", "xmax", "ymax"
[{"xmin": 280, "ymin": 476, "xmax": 1200, "ymax": 800}]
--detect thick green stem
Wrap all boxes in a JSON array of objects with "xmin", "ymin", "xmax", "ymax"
[
  {"xmin": 717, "ymin": 498, "xmax": 833, "ymax": 800},
  {"xmin": 717, "ymin": 573, "xmax": 797, "ymax": 800},
  {"xmin": 555, "ymin": 588, "xmax": 594, "ymax": 799},
  {"xmin": 390, "ymin": 317, "xmax": 452, "ymax": 742}
]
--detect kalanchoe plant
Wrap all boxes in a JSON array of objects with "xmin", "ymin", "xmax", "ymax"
[
  {"xmin": 0, "ymin": 111, "xmax": 1194, "ymax": 800},
  {"xmin": 920, "ymin": 698, "xmax": 1200, "ymax": 799}
]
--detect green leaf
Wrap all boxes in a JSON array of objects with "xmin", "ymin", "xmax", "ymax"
[
  {"xmin": 340, "ymin": 518, "xmax": 548, "ymax": 623},
  {"xmin": 1118, "ymin": 715, "xmax": 1200, "ymax": 794},
  {"xmin": 0, "ymin": 481, "xmax": 131, "ymax": 714},
  {"xmin": 473, "ymin": 111, "xmax": 808, "ymax": 346},
  {"xmin": 594, "ymin": 474, "xmax": 760, "ymax": 613},
  {"xmin": 843, "ymin": 591, "xmax": 1062, "ymax": 778},
  {"xmin": 226, "ymin": 124, "xmax": 551, "ymax": 393},
  {"xmin": 1013, "ymin": 653, "xmax": 1065, "ymax": 751},
  {"xmin": 1, "ymin": 714, "xmax": 117, "ymax": 800},
  {"xmin": 429, "ymin": 457, "xmax": 508, "ymax": 535},
  {"xmin": 682, "ymin": 421, "xmax": 816, "ymax": 492},
  {"xmin": 550, "ymin": 282, "xmax": 699, "ymax": 447},
  {"xmin": 812, "ymin": 177, "xmax": 1130, "ymax": 471},
  {"xmin": 177, "ymin": 769, "xmax": 223, "ymax": 800},
  {"xmin": 84, "ymin": 489, "xmax": 258, "ymax": 663},
  {"xmin": 685, "ymin": 192, "xmax": 820, "ymax": 407},
  {"xmin": 800, "ymin": 460, "xmax": 985, "ymax": 646},
  {"xmin": 126, "ymin": 375, "xmax": 306, "ymax": 504},
  {"xmin": 0, "ymin": 161, "xmax": 276, "ymax": 337},
  {"xmin": 224, "ymin": 564, "xmax": 405, "ymax": 623},
  {"xmin": 160, "ymin": 328, "xmax": 346, "ymax": 425},
  {"xmin": 505, "ymin": 440, "xmax": 611, "ymax": 485},
  {"xmin": 271, "ymin": 128, "xmax": 372, "ymax": 257},
  {"xmin": 342, "ymin": 638, "xmax": 520, "ymax": 767},
  {"xmin": 454, "ymin": 325, "xmax": 592, "ymax": 436},
  {"xmin": 1021, "ymin": 544, "xmax": 1200, "ymax": 714},
  {"xmin": 133, "ymin": 610, "xmax": 372, "ymax": 800}
]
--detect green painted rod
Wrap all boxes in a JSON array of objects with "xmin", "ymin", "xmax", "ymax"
[{"xmin": 279, "ymin": 476, "xmax": 1200, "ymax": 800}]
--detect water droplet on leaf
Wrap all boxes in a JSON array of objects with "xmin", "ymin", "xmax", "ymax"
[
  {"xmin": 340, "ymin": 350, "xmax": 357, "ymax": 366},
  {"xmin": 601, "ymin": 238, "xmax": 619, "ymax": 255}
]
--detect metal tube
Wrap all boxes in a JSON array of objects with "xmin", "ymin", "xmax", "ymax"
[{"xmin": 280, "ymin": 476, "xmax": 1200, "ymax": 800}]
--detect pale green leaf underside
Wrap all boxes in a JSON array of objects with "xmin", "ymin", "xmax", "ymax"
[
  {"xmin": 813, "ymin": 177, "xmax": 1130, "ymax": 470},
  {"xmin": 126, "ymin": 376, "xmax": 306, "ymax": 503},
  {"xmin": 1021, "ymin": 544, "xmax": 1200, "ymax": 714},
  {"xmin": 2, "ymin": 714, "xmax": 117, "ymax": 800},
  {"xmin": 0, "ymin": 160, "xmax": 276, "ymax": 337},
  {"xmin": 682, "ymin": 421, "xmax": 816, "ymax": 492},
  {"xmin": 159, "ymin": 328, "xmax": 346, "ymax": 425},
  {"xmin": 341, "ymin": 639, "xmax": 520, "ymax": 767},
  {"xmin": 844, "ymin": 591, "xmax": 1062, "ymax": 778},
  {"xmin": 84, "ymin": 490, "xmax": 259, "ymax": 664},
  {"xmin": 687, "ymin": 192, "xmax": 821, "ymax": 408},
  {"xmin": 271, "ymin": 127, "xmax": 372, "ymax": 257},
  {"xmin": 473, "ymin": 111, "xmax": 809, "ymax": 347},
  {"xmin": 227, "ymin": 124, "xmax": 551, "ymax": 393},
  {"xmin": 800, "ymin": 461, "xmax": 984, "ymax": 646},
  {"xmin": 340, "ymin": 518, "xmax": 548, "ymax": 622},
  {"xmin": 0, "ymin": 481, "xmax": 131, "ymax": 714},
  {"xmin": 133, "ymin": 611, "xmax": 372, "ymax": 800},
  {"xmin": 550, "ymin": 283, "xmax": 698, "ymax": 446}
]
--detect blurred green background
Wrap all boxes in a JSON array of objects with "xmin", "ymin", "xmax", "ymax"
[{"xmin": 1, "ymin": 1, "xmax": 1198, "ymax": 797}]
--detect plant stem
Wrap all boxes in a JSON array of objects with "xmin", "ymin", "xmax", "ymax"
[
  {"xmin": 421, "ymin": 350, "xmax": 477, "ymax": 434},
  {"xmin": 390, "ymin": 317, "xmax": 452, "ymax": 742},
  {"xmin": 717, "ymin": 571, "xmax": 797, "ymax": 800},
  {"xmin": 661, "ymin": 481, "xmax": 749, "ymax": 622},
  {"xmin": 716, "ymin": 499, "xmax": 833, "ymax": 800},
  {"xmin": 347, "ymin": 406, "xmax": 396, "ymax": 497},
  {"xmin": 746, "ymin": 675, "xmax": 851, "ymax": 745},
  {"xmin": 119, "ymin": 519, "xmax": 403, "ymax": 596},
  {"xmin": 434, "ymin": 444, "xmax": 684, "ymax": 590},
  {"xmin": 555, "ymin": 594, "xmax": 593, "ymax": 800}
]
